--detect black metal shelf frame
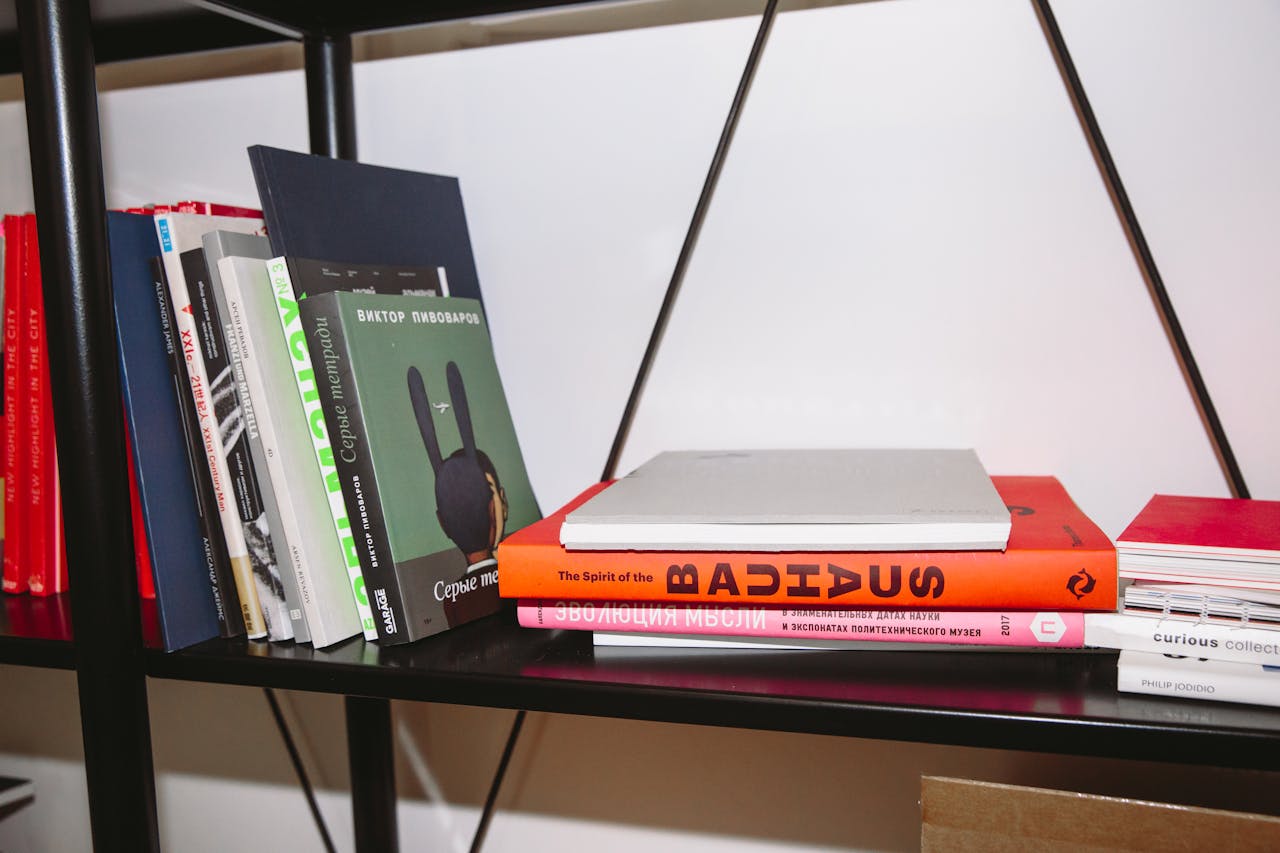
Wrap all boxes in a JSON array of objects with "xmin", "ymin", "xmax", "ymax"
[
  {"xmin": 139, "ymin": 618, "xmax": 1280, "ymax": 771},
  {"xmin": 17, "ymin": 0, "xmax": 159, "ymax": 848},
  {"xmin": 8, "ymin": 1, "xmax": 1268, "ymax": 851}
]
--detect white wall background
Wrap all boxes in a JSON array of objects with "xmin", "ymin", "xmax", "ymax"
[{"xmin": 2, "ymin": 0, "xmax": 1279, "ymax": 850}]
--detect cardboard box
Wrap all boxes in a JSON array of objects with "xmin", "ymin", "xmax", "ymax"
[{"xmin": 921, "ymin": 776, "xmax": 1280, "ymax": 852}]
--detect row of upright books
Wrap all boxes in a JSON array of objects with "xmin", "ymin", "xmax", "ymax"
[{"xmin": 3, "ymin": 145, "xmax": 542, "ymax": 652}]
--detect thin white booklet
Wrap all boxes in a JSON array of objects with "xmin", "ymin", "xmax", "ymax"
[{"xmin": 560, "ymin": 448, "xmax": 1011, "ymax": 551}]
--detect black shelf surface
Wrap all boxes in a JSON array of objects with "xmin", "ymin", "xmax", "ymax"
[
  {"xmin": 145, "ymin": 610, "xmax": 1280, "ymax": 770},
  {"xmin": 0, "ymin": 593, "xmax": 75, "ymax": 669}
]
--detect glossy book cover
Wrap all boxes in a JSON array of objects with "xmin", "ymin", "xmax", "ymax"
[{"xmin": 300, "ymin": 291, "xmax": 539, "ymax": 643}]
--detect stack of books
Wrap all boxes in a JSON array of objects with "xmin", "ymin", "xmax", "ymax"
[
  {"xmin": 88, "ymin": 146, "xmax": 539, "ymax": 652},
  {"xmin": 1085, "ymin": 495, "xmax": 1280, "ymax": 707},
  {"xmin": 498, "ymin": 448, "xmax": 1118, "ymax": 650}
]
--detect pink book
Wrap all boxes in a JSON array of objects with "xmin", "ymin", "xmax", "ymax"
[{"xmin": 516, "ymin": 600, "xmax": 1086, "ymax": 648}]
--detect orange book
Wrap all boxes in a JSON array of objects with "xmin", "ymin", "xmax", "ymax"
[{"xmin": 497, "ymin": 476, "xmax": 1116, "ymax": 610}]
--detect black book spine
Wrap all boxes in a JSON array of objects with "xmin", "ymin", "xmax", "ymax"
[
  {"xmin": 298, "ymin": 292, "xmax": 409, "ymax": 645},
  {"xmin": 151, "ymin": 257, "xmax": 244, "ymax": 637},
  {"xmin": 181, "ymin": 247, "xmax": 288, "ymax": 640}
]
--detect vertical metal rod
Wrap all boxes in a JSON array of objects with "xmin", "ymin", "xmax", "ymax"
[
  {"xmin": 346, "ymin": 696, "xmax": 398, "ymax": 853},
  {"xmin": 16, "ymin": 0, "xmax": 159, "ymax": 850},
  {"xmin": 1031, "ymin": 0, "xmax": 1250, "ymax": 499},
  {"xmin": 301, "ymin": 34, "xmax": 396, "ymax": 851},
  {"xmin": 305, "ymin": 33, "xmax": 358, "ymax": 161},
  {"xmin": 602, "ymin": 0, "xmax": 780, "ymax": 481}
]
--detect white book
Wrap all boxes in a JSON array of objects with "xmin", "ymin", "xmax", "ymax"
[
  {"xmin": 218, "ymin": 256, "xmax": 365, "ymax": 648},
  {"xmin": 154, "ymin": 211, "xmax": 269, "ymax": 639},
  {"xmin": 1118, "ymin": 553, "xmax": 1280, "ymax": 590},
  {"xmin": 1117, "ymin": 650, "xmax": 1280, "ymax": 708},
  {"xmin": 590, "ymin": 633, "xmax": 1084, "ymax": 653},
  {"xmin": 1123, "ymin": 582, "xmax": 1280, "ymax": 626},
  {"xmin": 1084, "ymin": 611, "xmax": 1280, "ymax": 667},
  {"xmin": 203, "ymin": 230, "xmax": 310, "ymax": 645},
  {"xmin": 561, "ymin": 448, "xmax": 1010, "ymax": 551},
  {"xmin": 594, "ymin": 632, "xmax": 830, "ymax": 650},
  {"xmin": 265, "ymin": 256, "xmax": 377, "ymax": 641}
]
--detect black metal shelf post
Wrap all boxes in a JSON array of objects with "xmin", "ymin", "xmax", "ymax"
[
  {"xmin": 305, "ymin": 32, "xmax": 357, "ymax": 163},
  {"xmin": 15, "ymin": 0, "xmax": 159, "ymax": 850},
  {"xmin": 301, "ymin": 29, "xmax": 400, "ymax": 853}
]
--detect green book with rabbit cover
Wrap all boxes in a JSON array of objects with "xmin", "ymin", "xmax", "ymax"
[{"xmin": 298, "ymin": 291, "xmax": 540, "ymax": 644}]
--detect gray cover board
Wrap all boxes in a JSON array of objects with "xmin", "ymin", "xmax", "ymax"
[{"xmin": 562, "ymin": 449, "xmax": 1010, "ymax": 550}]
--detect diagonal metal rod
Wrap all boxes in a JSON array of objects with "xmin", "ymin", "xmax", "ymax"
[
  {"xmin": 602, "ymin": 0, "xmax": 780, "ymax": 481},
  {"xmin": 264, "ymin": 690, "xmax": 337, "ymax": 853},
  {"xmin": 468, "ymin": 709, "xmax": 527, "ymax": 853},
  {"xmin": 1032, "ymin": 0, "xmax": 1249, "ymax": 499}
]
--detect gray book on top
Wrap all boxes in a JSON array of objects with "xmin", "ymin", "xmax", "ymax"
[
  {"xmin": 202, "ymin": 230, "xmax": 310, "ymax": 644},
  {"xmin": 560, "ymin": 448, "xmax": 1012, "ymax": 552}
]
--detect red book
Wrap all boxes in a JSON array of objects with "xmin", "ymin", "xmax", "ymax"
[
  {"xmin": 497, "ymin": 477, "xmax": 1116, "ymax": 610},
  {"xmin": 21, "ymin": 214, "xmax": 45, "ymax": 593},
  {"xmin": 2, "ymin": 214, "xmax": 26, "ymax": 594},
  {"xmin": 124, "ymin": 416, "xmax": 155, "ymax": 599},
  {"xmin": 23, "ymin": 214, "xmax": 67, "ymax": 596},
  {"xmin": 1116, "ymin": 495, "xmax": 1280, "ymax": 590},
  {"xmin": 174, "ymin": 201, "xmax": 263, "ymax": 218},
  {"xmin": 1119, "ymin": 495, "xmax": 1280, "ymax": 558}
]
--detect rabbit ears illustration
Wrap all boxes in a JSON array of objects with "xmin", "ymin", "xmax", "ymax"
[{"xmin": 407, "ymin": 361, "xmax": 476, "ymax": 473}]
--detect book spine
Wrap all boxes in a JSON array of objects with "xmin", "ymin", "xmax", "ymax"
[
  {"xmin": 184, "ymin": 248, "xmax": 291, "ymax": 641},
  {"xmin": 496, "ymin": 545, "xmax": 1117, "ymax": 610},
  {"xmin": 221, "ymin": 255, "xmax": 360, "ymax": 648},
  {"xmin": 2, "ymin": 215, "xmax": 25, "ymax": 593},
  {"xmin": 1117, "ymin": 649, "xmax": 1280, "ymax": 708},
  {"xmin": 518, "ymin": 600, "xmax": 1085, "ymax": 647},
  {"xmin": 156, "ymin": 223, "xmax": 266, "ymax": 639},
  {"xmin": 218, "ymin": 263, "xmax": 312, "ymax": 644},
  {"xmin": 1084, "ymin": 612, "xmax": 1280, "ymax": 667},
  {"xmin": 267, "ymin": 258, "xmax": 376, "ymax": 640},
  {"xmin": 297, "ymin": 292, "xmax": 409, "ymax": 645},
  {"xmin": 152, "ymin": 258, "xmax": 243, "ymax": 637},
  {"xmin": 24, "ymin": 214, "xmax": 56, "ymax": 595}
]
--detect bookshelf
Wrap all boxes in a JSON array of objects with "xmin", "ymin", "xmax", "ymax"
[{"xmin": 4, "ymin": 1, "xmax": 1279, "ymax": 851}]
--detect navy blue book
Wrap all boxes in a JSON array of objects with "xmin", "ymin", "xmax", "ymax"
[
  {"xmin": 247, "ymin": 145, "xmax": 484, "ymax": 306},
  {"xmin": 109, "ymin": 211, "xmax": 225, "ymax": 650}
]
